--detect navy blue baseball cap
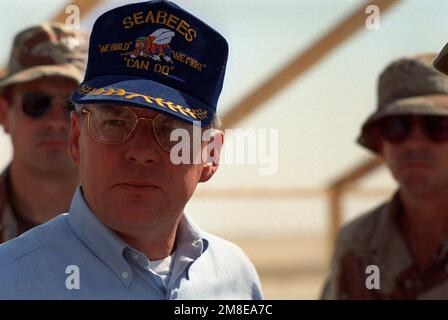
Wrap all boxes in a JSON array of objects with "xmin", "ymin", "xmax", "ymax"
[{"xmin": 72, "ymin": 0, "xmax": 229, "ymax": 127}]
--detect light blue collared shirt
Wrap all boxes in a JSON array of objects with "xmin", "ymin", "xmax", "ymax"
[{"xmin": 0, "ymin": 187, "xmax": 263, "ymax": 299}]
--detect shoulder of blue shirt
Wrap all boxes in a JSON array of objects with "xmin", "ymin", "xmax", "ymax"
[
  {"xmin": 0, "ymin": 213, "xmax": 72, "ymax": 269},
  {"xmin": 0, "ymin": 213, "xmax": 260, "ymax": 283}
]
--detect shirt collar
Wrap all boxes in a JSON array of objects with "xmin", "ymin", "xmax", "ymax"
[
  {"xmin": 369, "ymin": 191, "xmax": 403, "ymax": 253},
  {"xmin": 165, "ymin": 213, "xmax": 208, "ymax": 287},
  {"xmin": 369, "ymin": 192, "xmax": 411, "ymax": 254},
  {"xmin": 0, "ymin": 166, "xmax": 18, "ymax": 243},
  {"xmin": 0, "ymin": 166, "xmax": 10, "ymax": 243},
  {"xmin": 176, "ymin": 213, "xmax": 207, "ymax": 256}
]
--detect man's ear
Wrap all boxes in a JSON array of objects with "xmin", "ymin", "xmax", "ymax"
[
  {"xmin": 199, "ymin": 130, "xmax": 224, "ymax": 183},
  {"xmin": 371, "ymin": 127, "xmax": 384, "ymax": 155},
  {"xmin": 0, "ymin": 96, "xmax": 11, "ymax": 133},
  {"xmin": 69, "ymin": 112, "xmax": 82, "ymax": 166}
]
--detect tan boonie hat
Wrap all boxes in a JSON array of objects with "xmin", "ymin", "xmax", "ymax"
[
  {"xmin": 434, "ymin": 43, "xmax": 448, "ymax": 75},
  {"xmin": 357, "ymin": 53, "xmax": 448, "ymax": 153},
  {"xmin": 0, "ymin": 22, "xmax": 88, "ymax": 91}
]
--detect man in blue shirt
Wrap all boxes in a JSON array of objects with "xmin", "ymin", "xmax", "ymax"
[{"xmin": 0, "ymin": 0, "xmax": 263, "ymax": 299}]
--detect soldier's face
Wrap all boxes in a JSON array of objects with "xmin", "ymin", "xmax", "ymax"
[
  {"xmin": 380, "ymin": 116, "xmax": 448, "ymax": 197},
  {"xmin": 0, "ymin": 76, "xmax": 78, "ymax": 175}
]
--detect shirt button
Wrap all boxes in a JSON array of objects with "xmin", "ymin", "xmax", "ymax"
[{"xmin": 121, "ymin": 271, "xmax": 129, "ymax": 279}]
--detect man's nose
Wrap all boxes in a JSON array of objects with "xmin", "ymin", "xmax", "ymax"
[
  {"xmin": 124, "ymin": 119, "xmax": 161, "ymax": 166},
  {"xmin": 44, "ymin": 101, "xmax": 70, "ymax": 131},
  {"xmin": 404, "ymin": 120, "xmax": 430, "ymax": 147}
]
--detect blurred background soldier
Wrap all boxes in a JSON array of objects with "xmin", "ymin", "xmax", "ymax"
[
  {"xmin": 0, "ymin": 23, "xmax": 87, "ymax": 242},
  {"xmin": 322, "ymin": 54, "xmax": 448, "ymax": 299}
]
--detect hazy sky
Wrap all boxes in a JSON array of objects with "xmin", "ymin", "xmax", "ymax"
[{"xmin": 1, "ymin": 0, "xmax": 447, "ymax": 236}]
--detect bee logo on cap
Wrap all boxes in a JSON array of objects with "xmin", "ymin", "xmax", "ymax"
[{"xmin": 122, "ymin": 28, "xmax": 175, "ymax": 64}]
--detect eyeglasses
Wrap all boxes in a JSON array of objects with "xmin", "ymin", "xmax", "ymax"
[
  {"xmin": 81, "ymin": 105, "xmax": 202, "ymax": 152},
  {"xmin": 376, "ymin": 115, "xmax": 448, "ymax": 144},
  {"xmin": 21, "ymin": 91, "xmax": 74, "ymax": 119}
]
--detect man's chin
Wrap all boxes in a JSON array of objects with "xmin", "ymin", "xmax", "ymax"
[
  {"xmin": 29, "ymin": 154, "xmax": 76, "ymax": 175},
  {"xmin": 399, "ymin": 176, "xmax": 438, "ymax": 196},
  {"xmin": 396, "ymin": 166, "xmax": 434, "ymax": 183}
]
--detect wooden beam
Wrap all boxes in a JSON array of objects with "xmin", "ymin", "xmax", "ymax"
[
  {"xmin": 328, "ymin": 187, "xmax": 343, "ymax": 252},
  {"xmin": 329, "ymin": 156, "xmax": 383, "ymax": 189},
  {"xmin": 326, "ymin": 156, "xmax": 383, "ymax": 253},
  {"xmin": 221, "ymin": 0, "xmax": 401, "ymax": 129}
]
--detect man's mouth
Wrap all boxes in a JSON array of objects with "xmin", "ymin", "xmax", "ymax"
[
  {"xmin": 37, "ymin": 140, "xmax": 68, "ymax": 149},
  {"xmin": 115, "ymin": 181, "xmax": 159, "ymax": 192}
]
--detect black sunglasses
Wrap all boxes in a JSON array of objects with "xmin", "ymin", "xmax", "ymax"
[
  {"xmin": 376, "ymin": 115, "xmax": 448, "ymax": 144},
  {"xmin": 21, "ymin": 92, "xmax": 75, "ymax": 119}
]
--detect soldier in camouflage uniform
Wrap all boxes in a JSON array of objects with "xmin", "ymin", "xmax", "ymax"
[
  {"xmin": 322, "ymin": 54, "xmax": 448, "ymax": 299},
  {"xmin": 0, "ymin": 23, "xmax": 87, "ymax": 242}
]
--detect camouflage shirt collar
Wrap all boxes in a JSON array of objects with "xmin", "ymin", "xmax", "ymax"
[
  {"xmin": 368, "ymin": 191, "xmax": 412, "ymax": 265},
  {"xmin": 0, "ymin": 165, "xmax": 12, "ymax": 243}
]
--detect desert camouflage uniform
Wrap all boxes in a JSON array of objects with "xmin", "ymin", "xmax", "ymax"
[{"xmin": 322, "ymin": 192, "xmax": 448, "ymax": 299}]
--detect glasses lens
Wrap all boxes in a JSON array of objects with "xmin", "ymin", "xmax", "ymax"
[
  {"xmin": 422, "ymin": 116, "xmax": 448, "ymax": 143},
  {"xmin": 155, "ymin": 114, "xmax": 197, "ymax": 152},
  {"xmin": 378, "ymin": 116, "xmax": 412, "ymax": 144},
  {"xmin": 89, "ymin": 105, "xmax": 135, "ymax": 144},
  {"xmin": 22, "ymin": 92, "xmax": 51, "ymax": 118}
]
